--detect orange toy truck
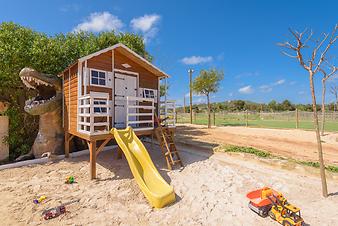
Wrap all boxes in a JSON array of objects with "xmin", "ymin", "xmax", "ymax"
[{"xmin": 246, "ymin": 187, "xmax": 304, "ymax": 226}]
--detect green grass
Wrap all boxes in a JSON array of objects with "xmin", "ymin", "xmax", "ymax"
[
  {"xmin": 217, "ymin": 145, "xmax": 273, "ymax": 158},
  {"xmin": 296, "ymin": 160, "xmax": 338, "ymax": 173},
  {"xmin": 177, "ymin": 114, "xmax": 338, "ymax": 131},
  {"xmin": 216, "ymin": 145, "xmax": 338, "ymax": 173}
]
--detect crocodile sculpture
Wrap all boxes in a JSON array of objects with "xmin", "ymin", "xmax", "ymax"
[{"xmin": 19, "ymin": 68, "xmax": 64, "ymax": 158}]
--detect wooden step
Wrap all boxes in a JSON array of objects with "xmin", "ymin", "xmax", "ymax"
[{"xmin": 165, "ymin": 151, "xmax": 179, "ymax": 156}]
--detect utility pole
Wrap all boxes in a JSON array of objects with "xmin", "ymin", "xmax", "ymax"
[
  {"xmin": 183, "ymin": 95, "xmax": 186, "ymax": 113},
  {"xmin": 164, "ymin": 77, "xmax": 168, "ymax": 120},
  {"xmin": 188, "ymin": 69, "xmax": 194, "ymax": 124}
]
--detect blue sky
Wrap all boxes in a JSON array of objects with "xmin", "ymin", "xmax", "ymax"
[{"xmin": 1, "ymin": 0, "xmax": 337, "ymax": 105}]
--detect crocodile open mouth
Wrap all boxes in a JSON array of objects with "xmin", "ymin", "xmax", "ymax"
[
  {"xmin": 20, "ymin": 68, "xmax": 62, "ymax": 115},
  {"xmin": 21, "ymin": 75, "xmax": 57, "ymax": 107}
]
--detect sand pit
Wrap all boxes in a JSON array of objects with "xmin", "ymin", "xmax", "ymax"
[{"xmin": 0, "ymin": 143, "xmax": 337, "ymax": 225}]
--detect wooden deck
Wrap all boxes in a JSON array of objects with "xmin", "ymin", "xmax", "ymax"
[{"xmin": 65, "ymin": 127, "xmax": 174, "ymax": 179}]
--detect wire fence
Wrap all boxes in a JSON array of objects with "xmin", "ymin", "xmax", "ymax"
[{"xmin": 176, "ymin": 110, "xmax": 338, "ymax": 132}]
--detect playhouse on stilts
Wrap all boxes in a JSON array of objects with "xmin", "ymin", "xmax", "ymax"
[{"xmin": 59, "ymin": 43, "xmax": 182, "ymax": 180}]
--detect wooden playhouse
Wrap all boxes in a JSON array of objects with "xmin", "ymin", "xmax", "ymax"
[{"xmin": 59, "ymin": 43, "xmax": 178, "ymax": 179}]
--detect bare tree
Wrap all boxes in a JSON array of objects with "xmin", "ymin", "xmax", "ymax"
[
  {"xmin": 279, "ymin": 24, "xmax": 338, "ymax": 197},
  {"xmin": 331, "ymin": 85, "xmax": 338, "ymax": 112},
  {"xmin": 319, "ymin": 63, "xmax": 337, "ymax": 135}
]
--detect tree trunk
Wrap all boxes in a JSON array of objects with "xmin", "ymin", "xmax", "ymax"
[
  {"xmin": 309, "ymin": 74, "xmax": 328, "ymax": 197},
  {"xmin": 321, "ymin": 79, "xmax": 326, "ymax": 136},
  {"xmin": 207, "ymin": 94, "xmax": 211, "ymax": 128},
  {"xmin": 335, "ymin": 94, "xmax": 338, "ymax": 112}
]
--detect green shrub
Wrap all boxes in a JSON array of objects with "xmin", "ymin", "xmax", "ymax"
[
  {"xmin": 4, "ymin": 106, "xmax": 38, "ymax": 160},
  {"xmin": 218, "ymin": 145, "xmax": 272, "ymax": 158}
]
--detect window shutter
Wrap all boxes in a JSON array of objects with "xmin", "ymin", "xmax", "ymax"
[{"xmin": 107, "ymin": 72, "xmax": 113, "ymax": 87}]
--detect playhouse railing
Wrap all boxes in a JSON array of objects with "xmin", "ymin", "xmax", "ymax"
[
  {"xmin": 126, "ymin": 96, "xmax": 155, "ymax": 131},
  {"xmin": 160, "ymin": 100, "xmax": 176, "ymax": 127},
  {"xmin": 78, "ymin": 92, "xmax": 110, "ymax": 135}
]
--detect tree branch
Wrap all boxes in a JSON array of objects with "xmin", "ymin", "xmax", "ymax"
[{"xmin": 314, "ymin": 24, "xmax": 338, "ymax": 73}]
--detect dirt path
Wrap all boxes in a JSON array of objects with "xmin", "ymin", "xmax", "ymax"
[
  {"xmin": 176, "ymin": 124, "xmax": 338, "ymax": 166},
  {"xmin": 0, "ymin": 144, "xmax": 337, "ymax": 225}
]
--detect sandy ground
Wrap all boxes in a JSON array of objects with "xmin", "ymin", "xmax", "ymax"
[
  {"xmin": 0, "ymin": 143, "xmax": 338, "ymax": 226},
  {"xmin": 176, "ymin": 124, "xmax": 338, "ymax": 166}
]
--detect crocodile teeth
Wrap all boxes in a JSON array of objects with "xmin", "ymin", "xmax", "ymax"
[{"xmin": 21, "ymin": 79, "xmax": 36, "ymax": 89}]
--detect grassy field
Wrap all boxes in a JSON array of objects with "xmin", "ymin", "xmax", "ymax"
[{"xmin": 177, "ymin": 112, "xmax": 338, "ymax": 132}]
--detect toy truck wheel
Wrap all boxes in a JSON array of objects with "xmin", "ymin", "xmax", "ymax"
[
  {"xmin": 282, "ymin": 221, "xmax": 292, "ymax": 226},
  {"xmin": 268, "ymin": 210, "xmax": 276, "ymax": 220},
  {"xmin": 258, "ymin": 209, "xmax": 268, "ymax": 217}
]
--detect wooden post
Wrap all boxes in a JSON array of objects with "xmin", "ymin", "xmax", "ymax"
[
  {"xmin": 193, "ymin": 111, "xmax": 196, "ymax": 123},
  {"xmin": 64, "ymin": 132, "xmax": 70, "ymax": 158},
  {"xmin": 296, "ymin": 108, "xmax": 299, "ymax": 129},
  {"xmin": 117, "ymin": 146, "xmax": 123, "ymax": 159},
  {"xmin": 189, "ymin": 69, "xmax": 193, "ymax": 124},
  {"xmin": 213, "ymin": 111, "xmax": 216, "ymax": 126},
  {"xmin": 90, "ymin": 140, "xmax": 96, "ymax": 179},
  {"xmin": 245, "ymin": 110, "xmax": 248, "ymax": 127},
  {"xmin": 151, "ymin": 133, "xmax": 154, "ymax": 150}
]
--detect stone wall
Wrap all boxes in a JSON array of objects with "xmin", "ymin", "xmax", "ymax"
[{"xmin": 0, "ymin": 116, "xmax": 9, "ymax": 161}]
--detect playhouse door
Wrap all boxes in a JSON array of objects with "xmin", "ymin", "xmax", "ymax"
[{"xmin": 114, "ymin": 73, "xmax": 137, "ymax": 128}]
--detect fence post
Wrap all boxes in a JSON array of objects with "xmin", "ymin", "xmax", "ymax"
[
  {"xmin": 296, "ymin": 108, "xmax": 299, "ymax": 129},
  {"xmin": 193, "ymin": 111, "xmax": 196, "ymax": 124},
  {"xmin": 213, "ymin": 111, "xmax": 216, "ymax": 126},
  {"xmin": 245, "ymin": 110, "xmax": 248, "ymax": 127}
]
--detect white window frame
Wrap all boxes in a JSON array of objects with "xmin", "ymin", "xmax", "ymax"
[
  {"xmin": 93, "ymin": 100, "xmax": 108, "ymax": 114},
  {"xmin": 143, "ymin": 89, "xmax": 155, "ymax": 98},
  {"xmin": 90, "ymin": 68, "xmax": 108, "ymax": 87}
]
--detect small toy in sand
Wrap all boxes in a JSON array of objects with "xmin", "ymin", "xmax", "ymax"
[
  {"xmin": 43, "ymin": 205, "xmax": 66, "ymax": 220},
  {"xmin": 33, "ymin": 195, "xmax": 46, "ymax": 204},
  {"xmin": 42, "ymin": 199, "xmax": 79, "ymax": 220},
  {"xmin": 65, "ymin": 176, "xmax": 75, "ymax": 184}
]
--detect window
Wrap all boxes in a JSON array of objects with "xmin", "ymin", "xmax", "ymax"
[
  {"xmin": 91, "ymin": 70, "xmax": 106, "ymax": 86},
  {"xmin": 143, "ymin": 89, "xmax": 155, "ymax": 98},
  {"xmin": 93, "ymin": 100, "xmax": 107, "ymax": 113}
]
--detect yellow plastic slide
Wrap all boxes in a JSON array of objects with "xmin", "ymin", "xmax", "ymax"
[{"xmin": 111, "ymin": 127, "xmax": 176, "ymax": 208}]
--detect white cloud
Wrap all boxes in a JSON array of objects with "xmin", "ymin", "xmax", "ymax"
[
  {"xmin": 228, "ymin": 92, "xmax": 233, "ymax": 97},
  {"xmin": 274, "ymin": 79, "xmax": 285, "ymax": 85},
  {"xmin": 259, "ymin": 85, "xmax": 273, "ymax": 93},
  {"xmin": 131, "ymin": 14, "xmax": 160, "ymax": 32},
  {"xmin": 259, "ymin": 79, "xmax": 286, "ymax": 93},
  {"xmin": 181, "ymin": 56, "xmax": 213, "ymax": 65},
  {"xmin": 130, "ymin": 14, "xmax": 161, "ymax": 43},
  {"xmin": 73, "ymin": 12, "xmax": 123, "ymax": 32},
  {"xmin": 238, "ymin": 85, "xmax": 254, "ymax": 94}
]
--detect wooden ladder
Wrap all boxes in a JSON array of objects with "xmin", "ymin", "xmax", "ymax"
[{"xmin": 154, "ymin": 115, "xmax": 183, "ymax": 170}]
